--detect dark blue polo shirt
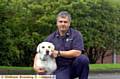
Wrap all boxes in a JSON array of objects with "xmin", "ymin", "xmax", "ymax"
[{"xmin": 44, "ymin": 28, "xmax": 84, "ymax": 67}]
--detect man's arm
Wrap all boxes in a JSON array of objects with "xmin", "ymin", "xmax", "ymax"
[
  {"xmin": 52, "ymin": 50, "xmax": 81, "ymax": 58},
  {"xmin": 33, "ymin": 53, "xmax": 46, "ymax": 73}
]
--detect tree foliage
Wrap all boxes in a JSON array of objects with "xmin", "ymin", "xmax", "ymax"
[{"xmin": 0, "ymin": 0, "xmax": 120, "ymax": 66}]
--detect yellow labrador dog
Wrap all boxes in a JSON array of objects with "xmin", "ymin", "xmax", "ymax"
[{"xmin": 36, "ymin": 42, "xmax": 57, "ymax": 74}]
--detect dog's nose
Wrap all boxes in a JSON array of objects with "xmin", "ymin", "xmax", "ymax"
[{"xmin": 46, "ymin": 50, "xmax": 49, "ymax": 55}]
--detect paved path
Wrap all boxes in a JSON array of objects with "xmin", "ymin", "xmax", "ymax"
[{"xmin": 89, "ymin": 73, "xmax": 120, "ymax": 79}]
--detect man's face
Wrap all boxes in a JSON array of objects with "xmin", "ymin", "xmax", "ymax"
[{"xmin": 57, "ymin": 16, "xmax": 70, "ymax": 33}]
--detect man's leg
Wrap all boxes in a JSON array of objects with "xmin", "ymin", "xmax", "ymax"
[
  {"xmin": 54, "ymin": 67, "xmax": 71, "ymax": 79},
  {"xmin": 70, "ymin": 55, "xmax": 89, "ymax": 79}
]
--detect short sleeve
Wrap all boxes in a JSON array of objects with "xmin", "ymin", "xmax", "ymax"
[{"xmin": 72, "ymin": 31, "xmax": 84, "ymax": 51}]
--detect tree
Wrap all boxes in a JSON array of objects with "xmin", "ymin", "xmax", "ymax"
[{"xmin": 0, "ymin": 0, "xmax": 120, "ymax": 66}]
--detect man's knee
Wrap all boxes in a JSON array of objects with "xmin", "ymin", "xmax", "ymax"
[
  {"xmin": 74, "ymin": 55, "xmax": 89, "ymax": 65},
  {"xmin": 70, "ymin": 55, "xmax": 89, "ymax": 79}
]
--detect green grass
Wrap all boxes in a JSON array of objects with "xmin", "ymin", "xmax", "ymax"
[
  {"xmin": 90, "ymin": 64, "xmax": 120, "ymax": 71},
  {"xmin": 0, "ymin": 64, "xmax": 120, "ymax": 71},
  {"xmin": 0, "ymin": 66, "xmax": 35, "ymax": 75},
  {"xmin": 0, "ymin": 64, "xmax": 120, "ymax": 75},
  {"xmin": 0, "ymin": 64, "xmax": 120, "ymax": 74},
  {"xmin": 0, "ymin": 66, "xmax": 33, "ymax": 70}
]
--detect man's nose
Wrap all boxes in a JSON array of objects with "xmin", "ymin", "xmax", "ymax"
[{"xmin": 61, "ymin": 22, "xmax": 65, "ymax": 25}]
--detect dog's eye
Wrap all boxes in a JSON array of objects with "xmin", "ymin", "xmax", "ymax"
[
  {"xmin": 48, "ymin": 46, "xmax": 51, "ymax": 48},
  {"xmin": 42, "ymin": 46, "xmax": 45, "ymax": 48}
]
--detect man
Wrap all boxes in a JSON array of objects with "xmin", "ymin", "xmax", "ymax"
[{"xmin": 33, "ymin": 11, "xmax": 89, "ymax": 79}]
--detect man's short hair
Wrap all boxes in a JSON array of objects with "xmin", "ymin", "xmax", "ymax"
[{"xmin": 57, "ymin": 11, "xmax": 71, "ymax": 22}]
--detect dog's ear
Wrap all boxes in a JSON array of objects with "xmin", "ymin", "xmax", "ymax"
[
  {"xmin": 50, "ymin": 43, "xmax": 55, "ymax": 50},
  {"xmin": 36, "ymin": 44, "xmax": 40, "ymax": 53}
]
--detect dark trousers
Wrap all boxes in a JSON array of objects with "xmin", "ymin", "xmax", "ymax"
[{"xmin": 54, "ymin": 55, "xmax": 89, "ymax": 79}]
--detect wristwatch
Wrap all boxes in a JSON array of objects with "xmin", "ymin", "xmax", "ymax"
[{"xmin": 57, "ymin": 51, "xmax": 61, "ymax": 57}]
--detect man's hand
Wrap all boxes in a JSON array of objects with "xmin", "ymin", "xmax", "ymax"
[
  {"xmin": 51, "ymin": 50, "xmax": 58, "ymax": 58},
  {"xmin": 33, "ymin": 53, "xmax": 46, "ymax": 74},
  {"xmin": 51, "ymin": 50, "xmax": 81, "ymax": 58},
  {"xmin": 33, "ymin": 66, "xmax": 46, "ymax": 74}
]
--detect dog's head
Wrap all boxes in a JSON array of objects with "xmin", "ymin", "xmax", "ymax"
[{"xmin": 36, "ymin": 42, "xmax": 55, "ymax": 61}]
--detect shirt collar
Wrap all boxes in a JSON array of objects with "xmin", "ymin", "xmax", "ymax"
[{"xmin": 55, "ymin": 28, "xmax": 71, "ymax": 38}]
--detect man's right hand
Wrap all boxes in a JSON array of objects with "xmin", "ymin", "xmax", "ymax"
[
  {"xmin": 33, "ymin": 66, "xmax": 46, "ymax": 74},
  {"xmin": 33, "ymin": 53, "xmax": 46, "ymax": 74}
]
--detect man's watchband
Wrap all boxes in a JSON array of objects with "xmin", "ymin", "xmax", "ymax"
[{"xmin": 57, "ymin": 51, "xmax": 61, "ymax": 57}]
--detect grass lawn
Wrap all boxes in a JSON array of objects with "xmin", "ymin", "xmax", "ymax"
[
  {"xmin": 0, "ymin": 64, "xmax": 120, "ymax": 71},
  {"xmin": 0, "ymin": 64, "xmax": 120, "ymax": 74},
  {"xmin": 0, "ymin": 66, "xmax": 33, "ymax": 70},
  {"xmin": 90, "ymin": 64, "xmax": 120, "ymax": 71},
  {"xmin": 0, "ymin": 66, "xmax": 35, "ymax": 75},
  {"xmin": 0, "ymin": 64, "xmax": 120, "ymax": 75}
]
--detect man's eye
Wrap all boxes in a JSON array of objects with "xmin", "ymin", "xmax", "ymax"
[
  {"xmin": 42, "ymin": 46, "xmax": 45, "ymax": 48},
  {"xmin": 59, "ymin": 21, "xmax": 68, "ymax": 23},
  {"xmin": 64, "ymin": 21, "xmax": 68, "ymax": 23},
  {"xmin": 59, "ymin": 21, "xmax": 63, "ymax": 23}
]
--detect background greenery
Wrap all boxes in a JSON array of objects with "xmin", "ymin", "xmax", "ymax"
[{"xmin": 0, "ymin": 0, "xmax": 120, "ymax": 66}]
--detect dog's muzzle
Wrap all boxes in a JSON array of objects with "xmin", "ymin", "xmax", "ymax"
[{"xmin": 46, "ymin": 50, "xmax": 49, "ymax": 55}]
